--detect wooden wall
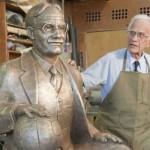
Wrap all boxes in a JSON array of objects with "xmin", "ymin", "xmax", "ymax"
[
  {"xmin": 85, "ymin": 30, "xmax": 127, "ymax": 65},
  {"xmin": 65, "ymin": 0, "xmax": 150, "ymax": 67},
  {"xmin": 65, "ymin": 0, "xmax": 150, "ymax": 31}
]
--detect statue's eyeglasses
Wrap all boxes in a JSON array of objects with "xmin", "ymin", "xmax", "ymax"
[
  {"xmin": 33, "ymin": 23, "xmax": 68, "ymax": 34},
  {"xmin": 128, "ymin": 30, "xmax": 150, "ymax": 40}
]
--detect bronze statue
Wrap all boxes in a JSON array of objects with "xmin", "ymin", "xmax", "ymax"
[{"xmin": 0, "ymin": 3, "xmax": 130, "ymax": 150}]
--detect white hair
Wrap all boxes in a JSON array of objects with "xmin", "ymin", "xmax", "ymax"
[{"xmin": 128, "ymin": 14, "xmax": 150, "ymax": 31}]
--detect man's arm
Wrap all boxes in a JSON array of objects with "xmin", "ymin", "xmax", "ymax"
[{"xmin": 68, "ymin": 63, "xmax": 123, "ymax": 143}]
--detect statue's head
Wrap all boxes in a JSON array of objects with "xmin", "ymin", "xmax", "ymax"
[
  {"xmin": 25, "ymin": 3, "xmax": 68, "ymax": 57},
  {"xmin": 13, "ymin": 115, "xmax": 62, "ymax": 150}
]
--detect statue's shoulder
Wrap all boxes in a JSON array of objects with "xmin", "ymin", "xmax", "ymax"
[
  {"xmin": 0, "ymin": 51, "xmax": 32, "ymax": 76},
  {"xmin": 0, "ymin": 51, "xmax": 31, "ymax": 68},
  {"xmin": 69, "ymin": 65, "xmax": 81, "ymax": 79},
  {"xmin": 60, "ymin": 58, "xmax": 81, "ymax": 81},
  {"xmin": 59, "ymin": 57, "xmax": 83, "ymax": 94},
  {"xmin": 0, "ymin": 57, "xmax": 20, "ymax": 72}
]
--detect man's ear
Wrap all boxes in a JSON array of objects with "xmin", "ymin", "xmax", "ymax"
[
  {"xmin": 149, "ymin": 38, "xmax": 150, "ymax": 46},
  {"xmin": 27, "ymin": 27, "xmax": 34, "ymax": 40},
  {"xmin": 147, "ymin": 39, "xmax": 150, "ymax": 48}
]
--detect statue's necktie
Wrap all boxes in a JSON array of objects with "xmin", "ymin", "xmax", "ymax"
[
  {"xmin": 134, "ymin": 61, "xmax": 139, "ymax": 72},
  {"xmin": 50, "ymin": 65, "xmax": 57, "ymax": 88}
]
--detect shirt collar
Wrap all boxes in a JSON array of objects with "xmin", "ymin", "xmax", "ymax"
[
  {"xmin": 126, "ymin": 50, "xmax": 146, "ymax": 70},
  {"xmin": 32, "ymin": 50, "xmax": 62, "ymax": 75}
]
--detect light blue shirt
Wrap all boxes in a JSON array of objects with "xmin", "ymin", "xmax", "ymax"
[{"xmin": 81, "ymin": 48, "xmax": 150, "ymax": 100}]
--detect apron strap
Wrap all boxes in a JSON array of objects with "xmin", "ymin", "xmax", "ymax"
[
  {"xmin": 144, "ymin": 55, "xmax": 150, "ymax": 74},
  {"xmin": 122, "ymin": 49, "xmax": 127, "ymax": 71},
  {"xmin": 122, "ymin": 49, "xmax": 150, "ymax": 74}
]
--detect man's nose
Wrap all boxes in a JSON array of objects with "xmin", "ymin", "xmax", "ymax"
[{"xmin": 52, "ymin": 27, "xmax": 61, "ymax": 38}]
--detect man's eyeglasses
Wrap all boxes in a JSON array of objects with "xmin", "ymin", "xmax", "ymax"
[
  {"xmin": 128, "ymin": 30, "xmax": 150, "ymax": 40},
  {"xmin": 33, "ymin": 23, "xmax": 68, "ymax": 34}
]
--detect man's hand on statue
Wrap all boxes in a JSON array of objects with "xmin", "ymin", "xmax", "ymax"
[
  {"xmin": 94, "ymin": 133, "xmax": 123, "ymax": 143},
  {"xmin": 14, "ymin": 104, "xmax": 49, "ymax": 118},
  {"xmin": 68, "ymin": 59, "xmax": 81, "ymax": 71},
  {"xmin": 68, "ymin": 59, "xmax": 77, "ymax": 68}
]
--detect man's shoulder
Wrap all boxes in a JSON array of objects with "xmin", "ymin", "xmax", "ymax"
[
  {"xmin": 106, "ymin": 48, "xmax": 126, "ymax": 57},
  {"xmin": 144, "ymin": 52, "xmax": 150, "ymax": 58},
  {"xmin": 144, "ymin": 52, "xmax": 150, "ymax": 64},
  {"xmin": 100, "ymin": 48, "xmax": 126, "ymax": 63}
]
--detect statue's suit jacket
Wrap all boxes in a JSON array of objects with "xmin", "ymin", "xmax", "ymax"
[{"xmin": 0, "ymin": 51, "xmax": 96, "ymax": 149}]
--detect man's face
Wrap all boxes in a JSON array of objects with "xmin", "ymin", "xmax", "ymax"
[
  {"xmin": 127, "ymin": 19, "xmax": 150, "ymax": 56},
  {"xmin": 31, "ymin": 8, "xmax": 67, "ymax": 57}
]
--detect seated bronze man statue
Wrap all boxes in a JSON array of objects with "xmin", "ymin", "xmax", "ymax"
[{"xmin": 0, "ymin": 2, "xmax": 130, "ymax": 150}]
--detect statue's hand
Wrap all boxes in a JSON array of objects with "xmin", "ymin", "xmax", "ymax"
[
  {"xmin": 93, "ymin": 133, "xmax": 123, "ymax": 143},
  {"xmin": 14, "ymin": 104, "xmax": 49, "ymax": 119}
]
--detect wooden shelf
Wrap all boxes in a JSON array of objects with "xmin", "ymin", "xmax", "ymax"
[
  {"xmin": 6, "ymin": 1, "xmax": 25, "ymax": 15},
  {"xmin": 0, "ymin": 1, "xmax": 31, "ymax": 64},
  {"xmin": 8, "ymin": 38, "xmax": 32, "ymax": 46},
  {"xmin": 7, "ymin": 25, "xmax": 28, "ymax": 37},
  {"xmin": 8, "ymin": 50, "xmax": 21, "ymax": 54},
  {"xmin": 8, "ymin": 50, "xmax": 22, "ymax": 60},
  {"xmin": 7, "ymin": 23, "xmax": 25, "ymax": 29}
]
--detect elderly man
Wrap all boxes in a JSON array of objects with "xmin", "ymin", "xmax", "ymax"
[
  {"xmin": 0, "ymin": 2, "xmax": 130, "ymax": 150},
  {"xmin": 69, "ymin": 14, "xmax": 150, "ymax": 150}
]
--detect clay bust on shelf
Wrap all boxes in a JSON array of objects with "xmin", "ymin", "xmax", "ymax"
[{"xmin": 0, "ymin": 2, "xmax": 130, "ymax": 150}]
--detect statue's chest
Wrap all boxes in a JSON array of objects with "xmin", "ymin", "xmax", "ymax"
[{"xmin": 37, "ymin": 65, "xmax": 74, "ymax": 127}]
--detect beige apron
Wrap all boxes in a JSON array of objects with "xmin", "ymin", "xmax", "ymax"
[{"xmin": 95, "ymin": 50, "xmax": 150, "ymax": 150}]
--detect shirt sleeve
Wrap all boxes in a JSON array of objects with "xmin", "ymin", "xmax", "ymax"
[{"xmin": 81, "ymin": 54, "xmax": 109, "ymax": 91}]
